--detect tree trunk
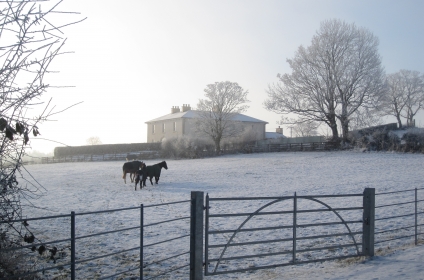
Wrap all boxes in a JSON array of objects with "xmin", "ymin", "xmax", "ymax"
[
  {"xmin": 340, "ymin": 101, "xmax": 349, "ymax": 144},
  {"xmin": 407, "ymin": 116, "xmax": 415, "ymax": 127},
  {"xmin": 330, "ymin": 123, "xmax": 339, "ymax": 141},
  {"xmin": 326, "ymin": 110, "xmax": 339, "ymax": 141},
  {"xmin": 341, "ymin": 119, "xmax": 349, "ymax": 144},
  {"xmin": 396, "ymin": 114, "xmax": 402, "ymax": 129},
  {"xmin": 214, "ymin": 138, "xmax": 221, "ymax": 155}
]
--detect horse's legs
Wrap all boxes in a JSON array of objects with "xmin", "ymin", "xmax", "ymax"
[
  {"xmin": 123, "ymin": 171, "xmax": 127, "ymax": 184},
  {"xmin": 155, "ymin": 176, "xmax": 159, "ymax": 184},
  {"xmin": 135, "ymin": 176, "xmax": 139, "ymax": 191},
  {"xmin": 149, "ymin": 176, "xmax": 153, "ymax": 185}
]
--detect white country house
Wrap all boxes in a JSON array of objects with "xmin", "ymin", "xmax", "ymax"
[{"xmin": 145, "ymin": 104, "xmax": 268, "ymax": 143}]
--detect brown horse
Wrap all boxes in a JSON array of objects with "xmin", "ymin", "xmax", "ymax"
[{"xmin": 122, "ymin": 160, "xmax": 144, "ymax": 184}]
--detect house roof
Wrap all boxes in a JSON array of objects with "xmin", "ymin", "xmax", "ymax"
[{"xmin": 145, "ymin": 110, "xmax": 268, "ymax": 124}]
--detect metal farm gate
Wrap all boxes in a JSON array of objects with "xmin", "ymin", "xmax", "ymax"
[
  {"xmin": 204, "ymin": 188, "xmax": 375, "ymax": 276},
  {"xmin": 5, "ymin": 187, "xmax": 424, "ymax": 279}
]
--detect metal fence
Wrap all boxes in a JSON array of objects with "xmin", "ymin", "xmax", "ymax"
[
  {"xmin": 374, "ymin": 187, "xmax": 424, "ymax": 251},
  {"xmin": 0, "ymin": 192, "xmax": 204, "ymax": 280},
  {"xmin": 1, "ymin": 188, "xmax": 424, "ymax": 279}
]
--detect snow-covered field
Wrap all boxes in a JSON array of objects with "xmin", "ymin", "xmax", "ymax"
[{"xmin": 20, "ymin": 151, "xmax": 424, "ymax": 279}]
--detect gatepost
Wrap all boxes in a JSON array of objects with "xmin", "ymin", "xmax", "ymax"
[
  {"xmin": 190, "ymin": 191, "xmax": 204, "ymax": 280},
  {"xmin": 362, "ymin": 188, "xmax": 375, "ymax": 256}
]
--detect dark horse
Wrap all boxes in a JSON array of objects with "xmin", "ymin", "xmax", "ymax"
[
  {"xmin": 145, "ymin": 161, "xmax": 168, "ymax": 185},
  {"xmin": 122, "ymin": 160, "xmax": 144, "ymax": 184},
  {"xmin": 134, "ymin": 162, "xmax": 147, "ymax": 190}
]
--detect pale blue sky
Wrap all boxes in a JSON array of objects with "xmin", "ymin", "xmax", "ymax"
[{"xmin": 30, "ymin": 0, "xmax": 424, "ymax": 153}]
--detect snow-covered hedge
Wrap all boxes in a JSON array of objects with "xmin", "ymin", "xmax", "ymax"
[
  {"xmin": 161, "ymin": 136, "xmax": 215, "ymax": 158},
  {"xmin": 350, "ymin": 127, "xmax": 424, "ymax": 153}
]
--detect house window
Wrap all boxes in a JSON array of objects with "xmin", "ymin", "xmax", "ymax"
[
  {"xmin": 162, "ymin": 123, "xmax": 165, "ymax": 133},
  {"xmin": 173, "ymin": 122, "xmax": 177, "ymax": 132},
  {"xmin": 152, "ymin": 124, "xmax": 155, "ymax": 134}
]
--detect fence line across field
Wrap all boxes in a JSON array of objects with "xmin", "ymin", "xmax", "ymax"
[
  {"xmin": 29, "ymin": 140, "xmax": 339, "ymax": 165},
  {"xmin": 1, "ymin": 188, "xmax": 423, "ymax": 279}
]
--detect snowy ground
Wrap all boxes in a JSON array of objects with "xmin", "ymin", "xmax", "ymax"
[{"xmin": 19, "ymin": 151, "xmax": 424, "ymax": 279}]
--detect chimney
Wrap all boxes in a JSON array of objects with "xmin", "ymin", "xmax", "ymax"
[
  {"xmin": 182, "ymin": 104, "xmax": 191, "ymax": 112},
  {"xmin": 171, "ymin": 106, "xmax": 180, "ymax": 114},
  {"xmin": 276, "ymin": 126, "xmax": 283, "ymax": 134}
]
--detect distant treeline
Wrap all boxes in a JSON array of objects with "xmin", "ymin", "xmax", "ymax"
[{"xmin": 54, "ymin": 143, "xmax": 161, "ymax": 157}]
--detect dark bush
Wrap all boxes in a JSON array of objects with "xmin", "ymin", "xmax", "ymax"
[
  {"xmin": 350, "ymin": 129, "xmax": 400, "ymax": 151},
  {"xmin": 402, "ymin": 130, "xmax": 424, "ymax": 153},
  {"xmin": 371, "ymin": 129, "xmax": 399, "ymax": 151},
  {"xmin": 0, "ymin": 230, "xmax": 38, "ymax": 279},
  {"xmin": 350, "ymin": 127, "xmax": 424, "ymax": 153}
]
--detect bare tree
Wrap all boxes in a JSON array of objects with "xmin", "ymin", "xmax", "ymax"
[
  {"xmin": 293, "ymin": 121, "xmax": 319, "ymax": 137},
  {"xmin": 195, "ymin": 81, "xmax": 249, "ymax": 154},
  {"xmin": 0, "ymin": 0, "xmax": 84, "ymax": 273},
  {"xmin": 86, "ymin": 136, "xmax": 102, "ymax": 145},
  {"xmin": 401, "ymin": 70, "xmax": 424, "ymax": 127},
  {"xmin": 264, "ymin": 19, "xmax": 386, "ymax": 143},
  {"xmin": 384, "ymin": 72, "xmax": 408, "ymax": 128},
  {"xmin": 349, "ymin": 106, "xmax": 383, "ymax": 131},
  {"xmin": 383, "ymin": 70, "xmax": 424, "ymax": 128}
]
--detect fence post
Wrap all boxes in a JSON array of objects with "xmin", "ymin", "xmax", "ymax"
[
  {"xmin": 190, "ymin": 191, "xmax": 204, "ymax": 280},
  {"xmin": 292, "ymin": 192, "xmax": 297, "ymax": 263},
  {"xmin": 204, "ymin": 194, "xmax": 210, "ymax": 276},
  {"xmin": 362, "ymin": 188, "xmax": 375, "ymax": 257},
  {"xmin": 140, "ymin": 204, "xmax": 144, "ymax": 279},
  {"xmin": 71, "ymin": 211, "xmax": 75, "ymax": 280},
  {"xmin": 415, "ymin": 188, "xmax": 418, "ymax": 245}
]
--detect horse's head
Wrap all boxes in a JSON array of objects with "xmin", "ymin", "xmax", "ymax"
[{"xmin": 161, "ymin": 161, "xmax": 168, "ymax": 170}]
